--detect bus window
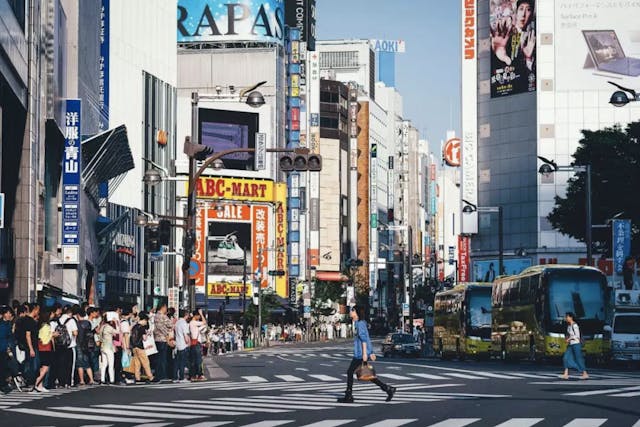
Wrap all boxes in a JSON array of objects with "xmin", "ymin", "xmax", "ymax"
[
  {"xmin": 468, "ymin": 291, "xmax": 491, "ymax": 338},
  {"xmin": 547, "ymin": 272, "xmax": 606, "ymax": 331}
]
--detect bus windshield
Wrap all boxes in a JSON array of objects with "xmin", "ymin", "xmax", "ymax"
[
  {"xmin": 467, "ymin": 290, "xmax": 491, "ymax": 338},
  {"xmin": 547, "ymin": 271, "xmax": 605, "ymax": 334},
  {"xmin": 614, "ymin": 315, "xmax": 640, "ymax": 334}
]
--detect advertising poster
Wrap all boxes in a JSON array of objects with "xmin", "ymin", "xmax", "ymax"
[
  {"xmin": 177, "ymin": 0, "xmax": 285, "ymax": 45},
  {"xmin": 200, "ymin": 204, "xmax": 269, "ymax": 298},
  {"xmin": 458, "ymin": 236, "xmax": 471, "ymax": 282},
  {"xmin": 473, "ymin": 258, "xmax": 532, "ymax": 282},
  {"xmin": 274, "ymin": 183, "xmax": 288, "ymax": 297},
  {"xmin": 555, "ymin": 1, "xmax": 640, "ymax": 91},
  {"xmin": 198, "ymin": 108, "xmax": 260, "ymax": 171},
  {"xmin": 489, "ymin": 0, "xmax": 536, "ymax": 97}
]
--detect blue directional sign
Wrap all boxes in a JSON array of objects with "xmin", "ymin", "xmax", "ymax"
[
  {"xmin": 61, "ymin": 99, "xmax": 81, "ymax": 258},
  {"xmin": 612, "ymin": 219, "xmax": 631, "ymax": 274}
]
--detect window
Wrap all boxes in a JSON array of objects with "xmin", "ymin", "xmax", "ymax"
[
  {"xmin": 320, "ymin": 51, "xmax": 359, "ymax": 69},
  {"xmin": 8, "ymin": 0, "xmax": 25, "ymax": 30}
]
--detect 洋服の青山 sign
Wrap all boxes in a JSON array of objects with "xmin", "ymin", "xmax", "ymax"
[
  {"xmin": 177, "ymin": 0, "xmax": 284, "ymax": 45},
  {"xmin": 195, "ymin": 177, "xmax": 274, "ymax": 201}
]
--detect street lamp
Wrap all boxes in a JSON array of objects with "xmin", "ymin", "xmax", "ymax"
[
  {"xmin": 537, "ymin": 156, "xmax": 593, "ymax": 265},
  {"xmin": 608, "ymin": 81, "xmax": 639, "ymax": 107},
  {"xmin": 462, "ymin": 199, "xmax": 504, "ymax": 276}
]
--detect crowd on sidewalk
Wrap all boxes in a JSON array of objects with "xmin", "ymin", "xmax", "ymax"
[{"xmin": 0, "ymin": 301, "xmax": 223, "ymax": 394}]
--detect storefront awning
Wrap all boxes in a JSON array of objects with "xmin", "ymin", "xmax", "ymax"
[
  {"xmin": 82, "ymin": 125, "xmax": 134, "ymax": 198},
  {"xmin": 315, "ymin": 271, "xmax": 349, "ymax": 282}
]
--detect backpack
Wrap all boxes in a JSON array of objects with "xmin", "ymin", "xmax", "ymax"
[
  {"xmin": 54, "ymin": 318, "xmax": 72, "ymax": 348},
  {"xmin": 77, "ymin": 320, "xmax": 94, "ymax": 351}
]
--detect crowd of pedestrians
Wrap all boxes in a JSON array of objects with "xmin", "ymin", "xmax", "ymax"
[{"xmin": 0, "ymin": 301, "xmax": 214, "ymax": 394}]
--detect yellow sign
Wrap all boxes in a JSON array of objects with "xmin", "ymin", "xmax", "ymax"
[
  {"xmin": 195, "ymin": 177, "xmax": 274, "ymax": 202},
  {"xmin": 208, "ymin": 281, "xmax": 252, "ymax": 298},
  {"xmin": 274, "ymin": 183, "xmax": 288, "ymax": 298}
]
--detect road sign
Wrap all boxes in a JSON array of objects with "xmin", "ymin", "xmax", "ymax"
[
  {"xmin": 303, "ymin": 305, "xmax": 311, "ymax": 318},
  {"xmin": 255, "ymin": 132, "xmax": 266, "ymax": 170},
  {"xmin": 402, "ymin": 303, "xmax": 410, "ymax": 316},
  {"xmin": 188, "ymin": 259, "xmax": 200, "ymax": 277}
]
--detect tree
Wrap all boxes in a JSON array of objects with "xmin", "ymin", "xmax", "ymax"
[
  {"xmin": 311, "ymin": 280, "xmax": 344, "ymax": 318},
  {"xmin": 243, "ymin": 290, "xmax": 281, "ymax": 325},
  {"xmin": 548, "ymin": 121, "xmax": 640, "ymax": 254}
]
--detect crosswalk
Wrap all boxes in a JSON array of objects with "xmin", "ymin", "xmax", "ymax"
[
  {"xmin": 0, "ymin": 387, "xmax": 79, "ymax": 410},
  {"xmin": 3, "ymin": 410, "xmax": 639, "ymax": 427},
  {"xmin": 5, "ymin": 387, "xmax": 510, "ymax": 425},
  {"xmin": 563, "ymin": 384, "xmax": 640, "ymax": 398}
]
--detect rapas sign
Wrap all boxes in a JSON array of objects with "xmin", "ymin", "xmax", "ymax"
[{"xmin": 178, "ymin": 0, "xmax": 284, "ymax": 45}]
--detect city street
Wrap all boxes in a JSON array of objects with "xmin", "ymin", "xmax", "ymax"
[{"xmin": 2, "ymin": 341, "xmax": 640, "ymax": 427}]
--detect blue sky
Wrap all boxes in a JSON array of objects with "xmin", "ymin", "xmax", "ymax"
[{"xmin": 316, "ymin": 0, "xmax": 461, "ymax": 145}]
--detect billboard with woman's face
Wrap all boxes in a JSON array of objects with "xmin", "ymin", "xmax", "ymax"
[{"xmin": 489, "ymin": 0, "xmax": 536, "ymax": 97}]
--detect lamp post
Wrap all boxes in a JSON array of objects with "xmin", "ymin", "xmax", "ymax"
[
  {"xmin": 608, "ymin": 81, "xmax": 640, "ymax": 107},
  {"xmin": 462, "ymin": 200, "xmax": 504, "ymax": 276},
  {"xmin": 537, "ymin": 156, "xmax": 593, "ymax": 266}
]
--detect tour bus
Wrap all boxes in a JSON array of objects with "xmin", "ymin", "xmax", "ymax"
[
  {"xmin": 491, "ymin": 265, "xmax": 609, "ymax": 361},
  {"xmin": 433, "ymin": 283, "xmax": 493, "ymax": 360}
]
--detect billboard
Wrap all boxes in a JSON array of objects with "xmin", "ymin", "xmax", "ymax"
[
  {"xmin": 473, "ymin": 258, "xmax": 532, "ymax": 282},
  {"xmin": 198, "ymin": 108, "xmax": 259, "ymax": 171},
  {"xmin": 489, "ymin": 0, "xmax": 536, "ymax": 97},
  {"xmin": 177, "ymin": 0, "xmax": 285, "ymax": 45},
  {"xmin": 195, "ymin": 177, "xmax": 274, "ymax": 201},
  {"xmin": 285, "ymin": 0, "xmax": 316, "ymax": 51},
  {"xmin": 461, "ymin": 0, "xmax": 478, "ymax": 234},
  {"xmin": 196, "ymin": 204, "xmax": 270, "ymax": 297},
  {"xmin": 369, "ymin": 39, "xmax": 406, "ymax": 53},
  {"xmin": 555, "ymin": 2, "xmax": 640, "ymax": 91},
  {"xmin": 62, "ymin": 99, "xmax": 82, "ymax": 264}
]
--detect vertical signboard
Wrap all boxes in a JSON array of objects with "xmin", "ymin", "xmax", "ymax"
[
  {"xmin": 98, "ymin": 0, "xmax": 109, "ymax": 131},
  {"xmin": 62, "ymin": 99, "xmax": 82, "ymax": 264},
  {"xmin": 612, "ymin": 219, "xmax": 631, "ymax": 274},
  {"xmin": 286, "ymin": 27, "xmax": 301, "ymax": 278},
  {"xmin": 285, "ymin": 0, "xmax": 316, "ymax": 51},
  {"xmin": 461, "ymin": 0, "xmax": 478, "ymax": 234},
  {"xmin": 255, "ymin": 132, "xmax": 266, "ymax": 170},
  {"xmin": 458, "ymin": 235, "xmax": 471, "ymax": 282},
  {"xmin": 489, "ymin": 0, "xmax": 536, "ymax": 97},
  {"xmin": 308, "ymin": 49, "xmax": 321, "ymax": 268},
  {"xmin": 274, "ymin": 183, "xmax": 288, "ymax": 296}
]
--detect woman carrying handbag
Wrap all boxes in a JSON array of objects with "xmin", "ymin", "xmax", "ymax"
[{"xmin": 337, "ymin": 305, "xmax": 396, "ymax": 403}]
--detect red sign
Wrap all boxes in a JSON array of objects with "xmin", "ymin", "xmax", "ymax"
[
  {"xmin": 444, "ymin": 138, "xmax": 461, "ymax": 167},
  {"xmin": 463, "ymin": 0, "xmax": 475, "ymax": 60},
  {"xmin": 458, "ymin": 235, "xmax": 471, "ymax": 282}
]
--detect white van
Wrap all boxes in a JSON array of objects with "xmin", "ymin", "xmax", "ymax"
[{"xmin": 605, "ymin": 290, "xmax": 640, "ymax": 362}]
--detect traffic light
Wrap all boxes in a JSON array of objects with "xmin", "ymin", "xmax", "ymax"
[
  {"xmin": 144, "ymin": 225, "xmax": 160, "ymax": 253},
  {"xmin": 278, "ymin": 152, "xmax": 322, "ymax": 172},
  {"xmin": 158, "ymin": 220, "xmax": 171, "ymax": 246},
  {"xmin": 184, "ymin": 139, "xmax": 214, "ymax": 161}
]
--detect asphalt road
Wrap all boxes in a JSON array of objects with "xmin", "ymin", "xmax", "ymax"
[{"xmin": 2, "ymin": 340, "xmax": 640, "ymax": 427}]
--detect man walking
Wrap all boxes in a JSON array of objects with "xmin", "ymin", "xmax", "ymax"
[{"xmin": 338, "ymin": 305, "xmax": 396, "ymax": 403}]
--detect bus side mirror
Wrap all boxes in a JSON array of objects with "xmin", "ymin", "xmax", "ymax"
[{"xmin": 603, "ymin": 325, "xmax": 612, "ymax": 332}]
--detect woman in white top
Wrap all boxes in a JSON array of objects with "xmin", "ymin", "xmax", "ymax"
[
  {"xmin": 561, "ymin": 312, "xmax": 589, "ymax": 380},
  {"xmin": 99, "ymin": 318, "xmax": 117, "ymax": 384}
]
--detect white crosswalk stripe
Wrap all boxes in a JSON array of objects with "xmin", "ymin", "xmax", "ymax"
[
  {"xmin": 242, "ymin": 375, "xmax": 269, "ymax": 382},
  {"xmin": 275, "ymin": 375, "xmax": 304, "ymax": 382},
  {"xmin": 309, "ymin": 374, "xmax": 342, "ymax": 381},
  {"xmin": 408, "ymin": 372, "xmax": 449, "ymax": 380},
  {"xmin": 376, "ymin": 373, "xmax": 413, "ymax": 380},
  {"xmin": 562, "ymin": 419, "xmax": 607, "ymax": 427},
  {"xmin": 565, "ymin": 385, "xmax": 640, "ymax": 397},
  {"xmin": 424, "ymin": 419, "xmax": 480, "ymax": 427},
  {"xmin": 493, "ymin": 419, "xmax": 544, "ymax": 427}
]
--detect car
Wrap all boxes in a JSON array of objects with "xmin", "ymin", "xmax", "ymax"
[{"xmin": 381, "ymin": 333, "xmax": 422, "ymax": 358}]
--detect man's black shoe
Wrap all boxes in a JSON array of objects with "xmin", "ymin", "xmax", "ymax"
[
  {"xmin": 386, "ymin": 386, "xmax": 397, "ymax": 402},
  {"xmin": 337, "ymin": 393, "xmax": 354, "ymax": 403}
]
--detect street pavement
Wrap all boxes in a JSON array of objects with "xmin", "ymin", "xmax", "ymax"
[{"xmin": 2, "ymin": 340, "xmax": 640, "ymax": 427}]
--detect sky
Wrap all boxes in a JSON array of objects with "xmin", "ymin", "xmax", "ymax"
[{"xmin": 316, "ymin": 0, "xmax": 461, "ymax": 145}]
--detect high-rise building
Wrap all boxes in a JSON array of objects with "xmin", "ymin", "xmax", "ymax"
[{"xmin": 462, "ymin": 0, "xmax": 640, "ymax": 274}]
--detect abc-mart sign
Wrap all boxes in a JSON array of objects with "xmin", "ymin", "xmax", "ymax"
[{"xmin": 177, "ymin": 0, "xmax": 285, "ymax": 45}]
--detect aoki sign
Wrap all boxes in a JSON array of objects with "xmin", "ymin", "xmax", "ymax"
[{"xmin": 177, "ymin": 0, "xmax": 284, "ymax": 45}]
